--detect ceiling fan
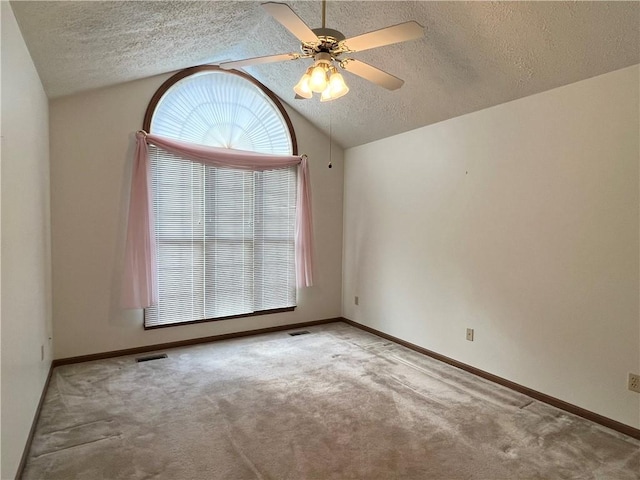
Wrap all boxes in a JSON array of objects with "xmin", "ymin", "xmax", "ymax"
[{"xmin": 219, "ymin": 1, "xmax": 424, "ymax": 101}]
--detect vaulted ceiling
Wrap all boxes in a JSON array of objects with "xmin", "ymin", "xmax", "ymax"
[{"xmin": 10, "ymin": 1, "xmax": 640, "ymax": 148}]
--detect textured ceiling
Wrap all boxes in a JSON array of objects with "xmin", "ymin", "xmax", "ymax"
[{"xmin": 10, "ymin": 1, "xmax": 640, "ymax": 148}]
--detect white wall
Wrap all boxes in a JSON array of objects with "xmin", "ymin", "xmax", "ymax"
[
  {"xmin": 49, "ymin": 74, "xmax": 343, "ymax": 359},
  {"xmin": 343, "ymin": 65, "xmax": 640, "ymax": 428},
  {"xmin": 1, "ymin": 3, "xmax": 53, "ymax": 478}
]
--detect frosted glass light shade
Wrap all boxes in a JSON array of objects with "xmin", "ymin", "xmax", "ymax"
[
  {"xmin": 294, "ymin": 70, "xmax": 313, "ymax": 99},
  {"xmin": 320, "ymin": 70, "xmax": 349, "ymax": 102},
  {"xmin": 320, "ymin": 85, "xmax": 332, "ymax": 102},
  {"xmin": 329, "ymin": 71, "xmax": 349, "ymax": 97},
  {"xmin": 309, "ymin": 65, "xmax": 329, "ymax": 93}
]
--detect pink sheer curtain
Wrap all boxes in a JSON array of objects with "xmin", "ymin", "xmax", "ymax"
[{"xmin": 122, "ymin": 132, "xmax": 314, "ymax": 309}]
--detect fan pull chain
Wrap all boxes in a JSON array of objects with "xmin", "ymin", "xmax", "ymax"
[{"xmin": 328, "ymin": 101, "xmax": 333, "ymax": 168}]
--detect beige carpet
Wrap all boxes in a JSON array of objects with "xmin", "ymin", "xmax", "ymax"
[{"xmin": 23, "ymin": 322, "xmax": 639, "ymax": 479}]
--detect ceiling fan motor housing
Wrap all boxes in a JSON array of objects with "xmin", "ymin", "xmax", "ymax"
[
  {"xmin": 302, "ymin": 28, "xmax": 347, "ymax": 58},
  {"xmin": 313, "ymin": 51, "xmax": 332, "ymax": 66},
  {"xmin": 312, "ymin": 28, "xmax": 346, "ymax": 42}
]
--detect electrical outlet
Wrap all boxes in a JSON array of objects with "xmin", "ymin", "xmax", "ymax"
[
  {"xmin": 629, "ymin": 373, "xmax": 640, "ymax": 393},
  {"xmin": 354, "ymin": 296, "xmax": 359, "ymax": 306},
  {"xmin": 466, "ymin": 328, "xmax": 474, "ymax": 342}
]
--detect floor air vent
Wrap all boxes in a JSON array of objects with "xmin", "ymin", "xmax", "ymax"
[
  {"xmin": 136, "ymin": 353, "xmax": 168, "ymax": 363},
  {"xmin": 288, "ymin": 330, "xmax": 310, "ymax": 336}
]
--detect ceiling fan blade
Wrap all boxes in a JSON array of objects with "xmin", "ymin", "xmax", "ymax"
[
  {"xmin": 219, "ymin": 53, "xmax": 299, "ymax": 70},
  {"xmin": 262, "ymin": 2, "xmax": 319, "ymax": 44},
  {"xmin": 341, "ymin": 21, "xmax": 423, "ymax": 53},
  {"xmin": 341, "ymin": 59, "xmax": 404, "ymax": 90}
]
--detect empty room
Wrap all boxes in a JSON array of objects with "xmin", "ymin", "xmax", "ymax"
[{"xmin": 2, "ymin": 1, "xmax": 639, "ymax": 479}]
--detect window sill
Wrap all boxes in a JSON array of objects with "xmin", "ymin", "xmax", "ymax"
[{"xmin": 143, "ymin": 306, "xmax": 296, "ymax": 330}]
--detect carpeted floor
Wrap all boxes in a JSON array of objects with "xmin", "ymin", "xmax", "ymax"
[{"xmin": 23, "ymin": 322, "xmax": 639, "ymax": 479}]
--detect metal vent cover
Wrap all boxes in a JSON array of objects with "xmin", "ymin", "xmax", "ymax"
[
  {"xmin": 136, "ymin": 353, "xmax": 168, "ymax": 363},
  {"xmin": 288, "ymin": 330, "xmax": 311, "ymax": 336}
]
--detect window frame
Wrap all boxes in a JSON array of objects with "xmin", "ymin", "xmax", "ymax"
[{"xmin": 142, "ymin": 65, "xmax": 299, "ymax": 330}]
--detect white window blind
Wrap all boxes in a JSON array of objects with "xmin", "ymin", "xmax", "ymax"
[{"xmin": 144, "ymin": 70, "xmax": 296, "ymax": 328}]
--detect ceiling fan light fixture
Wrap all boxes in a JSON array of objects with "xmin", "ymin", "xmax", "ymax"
[
  {"xmin": 294, "ymin": 67, "xmax": 313, "ymax": 98},
  {"xmin": 329, "ymin": 67, "xmax": 349, "ymax": 100},
  {"xmin": 320, "ymin": 85, "xmax": 331, "ymax": 102},
  {"xmin": 222, "ymin": 3, "xmax": 425, "ymax": 102},
  {"xmin": 320, "ymin": 68, "xmax": 349, "ymax": 102},
  {"xmin": 309, "ymin": 64, "xmax": 329, "ymax": 93}
]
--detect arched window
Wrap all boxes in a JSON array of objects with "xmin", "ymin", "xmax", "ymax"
[{"xmin": 143, "ymin": 67, "xmax": 298, "ymax": 328}]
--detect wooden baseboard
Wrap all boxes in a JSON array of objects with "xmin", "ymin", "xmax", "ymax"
[
  {"xmin": 15, "ymin": 362, "xmax": 55, "ymax": 480},
  {"xmin": 342, "ymin": 318, "xmax": 640, "ymax": 441},
  {"xmin": 52, "ymin": 317, "xmax": 341, "ymax": 367}
]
